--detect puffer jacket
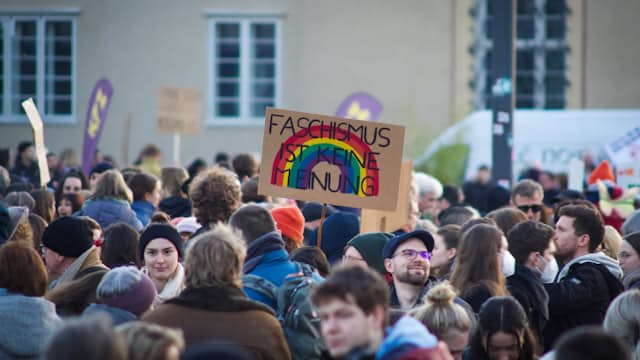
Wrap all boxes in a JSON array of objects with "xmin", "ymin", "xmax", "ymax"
[{"xmin": 76, "ymin": 198, "xmax": 142, "ymax": 231}]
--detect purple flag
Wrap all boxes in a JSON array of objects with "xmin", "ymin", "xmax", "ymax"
[
  {"xmin": 335, "ymin": 92, "xmax": 383, "ymax": 121},
  {"xmin": 82, "ymin": 78, "xmax": 113, "ymax": 176}
]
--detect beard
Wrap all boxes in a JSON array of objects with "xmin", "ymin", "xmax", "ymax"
[{"xmin": 395, "ymin": 265, "xmax": 429, "ymax": 286}]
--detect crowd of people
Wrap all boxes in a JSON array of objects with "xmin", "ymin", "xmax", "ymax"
[{"xmin": 0, "ymin": 140, "xmax": 640, "ymax": 360}]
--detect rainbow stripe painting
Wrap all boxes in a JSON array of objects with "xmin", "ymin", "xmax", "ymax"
[{"xmin": 271, "ymin": 125, "xmax": 379, "ymax": 197}]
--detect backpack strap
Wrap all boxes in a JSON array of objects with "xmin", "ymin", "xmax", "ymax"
[{"xmin": 243, "ymin": 274, "xmax": 278, "ymax": 302}]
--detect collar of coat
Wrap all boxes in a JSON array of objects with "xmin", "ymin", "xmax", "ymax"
[{"xmin": 165, "ymin": 285, "xmax": 275, "ymax": 316}]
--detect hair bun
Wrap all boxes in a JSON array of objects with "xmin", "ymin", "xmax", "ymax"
[{"xmin": 426, "ymin": 282, "xmax": 456, "ymax": 307}]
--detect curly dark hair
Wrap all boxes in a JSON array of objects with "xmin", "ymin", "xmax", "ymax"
[{"xmin": 189, "ymin": 166, "xmax": 241, "ymax": 225}]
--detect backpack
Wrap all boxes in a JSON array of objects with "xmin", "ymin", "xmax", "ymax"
[{"xmin": 243, "ymin": 262, "xmax": 326, "ymax": 360}]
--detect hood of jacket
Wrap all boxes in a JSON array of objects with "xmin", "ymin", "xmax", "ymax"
[
  {"xmin": 0, "ymin": 289, "xmax": 61, "ymax": 358},
  {"xmin": 558, "ymin": 252, "xmax": 623, "ymax": 281},
  {"xmin": 375, "ymin": 316, "xmax": 438, "ymax": 360}
]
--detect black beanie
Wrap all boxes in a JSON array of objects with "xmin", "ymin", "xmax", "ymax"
[
  {"xmin": 138, "ymin": 223, "xmax": 184, "ymax": 261},
  {"xmin": 42, "ymin": 217, "xmax": 94, "ymax": 258}
]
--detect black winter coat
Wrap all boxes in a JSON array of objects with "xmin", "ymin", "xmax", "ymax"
[
  {"xmin": 507, "ymin": 264, "xmax": 549, "ymax": 347},
  {"xmin": 543, "ymin": 261, "xmax": 623, "ymax": 350}
]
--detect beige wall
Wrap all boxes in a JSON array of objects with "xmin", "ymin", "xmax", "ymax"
[{"xmin": 0, "ymin": 0, "xmax": 638, "ymax": 169}]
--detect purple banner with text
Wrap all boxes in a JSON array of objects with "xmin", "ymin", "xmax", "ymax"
[
  {"xmin": 82, "ymin": 78, "xmax": 113, "ymax": 176},
  {"xmin": 335, "ymin": 92, "xmax": 383, "ymax": 121}
]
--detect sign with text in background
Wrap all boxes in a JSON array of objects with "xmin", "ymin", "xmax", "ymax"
[
  {"xmin": 258, "ymin": 108, "xmax": 405, "ymax": 211},
  {"xmin": 21, "ymin": 98, "xmax": 50, "ymax": 187},
  {"xmin": 360, "ymin": 160, "xmax": 413, "ymax": 232},
  {"xmin": 156, "ymin": 86, "xmax": 202, "ymax": 134}
]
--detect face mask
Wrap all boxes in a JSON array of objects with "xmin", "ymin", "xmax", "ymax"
[
  {"xmin": 538, "ymin": 255, "xmax": 558, "ymax": 283},
  {"xmin": 501, "ymin": 250, "xmax": 516, "ymax": 277}
]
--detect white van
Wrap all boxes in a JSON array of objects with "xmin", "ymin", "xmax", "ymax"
[{"xmin": 416, "ymin": 109, "xmax": 640, "ymax": 182}]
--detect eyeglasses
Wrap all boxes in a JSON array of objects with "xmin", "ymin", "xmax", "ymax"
[
  {"xmin": 517, "ymin": 204, "xmax": 543, "ymax": 213},
  {"xmin": 392, "ymin": 249, "xmax": 431, "ymax": 260}
]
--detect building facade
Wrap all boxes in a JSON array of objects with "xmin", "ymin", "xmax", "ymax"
[{"xmin": 0, "ymin": 0, "xmax": 638, "ymax": 167}]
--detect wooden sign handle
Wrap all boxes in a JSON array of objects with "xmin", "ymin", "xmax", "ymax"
[{"xmin": 316, "ymin": 204, "xmax": 327, "ymax": 249}]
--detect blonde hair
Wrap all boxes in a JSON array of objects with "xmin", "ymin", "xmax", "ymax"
[
  {"xmin": 409, "ymin": 282, "xmax": 472, "ymax": 339},
  {"xmin": 160, "ymin": 166, "xmax": 188, "ymax": 198},
  {"xmin": 184, "ymin": 223, "xmax": 246, "ymax": 289},
  {"xmin": 604, "ymin": 289, "xmax": 640, "ymax": 360},
  {"xmin": 91, "ymin": 170, "xmax": 133, "ymax": 203},
  {"xmin": 602, "ymin": 225, "xmax": 623, "ymax": 260},
  {"xmin": 116, "ymin": 321, "xmax": 184, "ymax": 360}
]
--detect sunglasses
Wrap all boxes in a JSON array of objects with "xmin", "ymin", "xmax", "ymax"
[
  {"xmin": 392, "ymin": 249, "xmax": 432, "ymax": 260},
  {"xmin": 517, "ymin": 204, "xmax": 543, "ymax": 213}
]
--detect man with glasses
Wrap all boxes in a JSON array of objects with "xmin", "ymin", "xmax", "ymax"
[
  {"xmin": 383, "ymin": 230, "xmax": 435, "ymax": 310},
  {"xmin": 511, "ymin": 179, "xmax": 545, "ymax": 222}
]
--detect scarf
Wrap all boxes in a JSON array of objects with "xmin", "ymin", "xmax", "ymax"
[
  {"xmin": 166, "ymin": 285, "xmax": 274, "ymax": 315},
  {"xmin": 49, "ymin": 246, "xmax": 99, "ymax": 290},
  {"xmin": 243, "ymin": 231, "xmax": 285, "ymax": 274},
  {"xmin": 143, "ymin": 263, "xmax": 185, "ymax": 305}
]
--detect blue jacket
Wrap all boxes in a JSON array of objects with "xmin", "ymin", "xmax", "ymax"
[
  {"xmin": 131, "ymin": 200, "xmax": 155, "ymax": 227},
  {"xmin": 0, "ymin": 288, "xmax": 61, "ymax": 359},
  {"xmin": 375, "ymin": 316, "xmax": 438, "ymax": 360},
  {"xmin": 76, "ymin": 198, "xmax": 143, "ymax": 231},
  {"xmin": 244, "ymin": 248, "xmax": 299, "ymax": 309}
]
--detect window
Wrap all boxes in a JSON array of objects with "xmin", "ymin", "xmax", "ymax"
[
  {"xmin": 209, "ymin": 16, "xmax": 280, "ymax": 124},
  {"xmin": 0, "ymin": 15, "xmax": 76, "ymax": 123},
  {"xmin": 471, "ymin": 0, "xmax": 569, "ymax": 109}
]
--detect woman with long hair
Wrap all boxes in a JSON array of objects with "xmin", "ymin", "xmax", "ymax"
[
  {"xmin": 31, "ymin": 189, "xmax": 55, "ymax": 224},
  {"xmin": 159, "ymin": 166, "xmax": 191, "ymax": 219},
  {"xmin": 467, "ymin": 296, "xmax": 539, "ymax": 360},
  {"xmin": 75, "ymin": 170, "xmax": 142, "ymax": 231},
  {"xmin": 430, "ymin": 225, "xmax": 461, "ymax": 280},
  {"xmin": 619, "ymin": 232, "xmax": 640, "ymax": 290},
  {"xmin": 450, "ymin": 223, "xmax": 509, "ymax": 313},
  {"xmin": 604, "ymin": 289, "xmax": 640, "ymax": 360},
  {"xmin": 0, "ymin": 243, "xmax": 61, "ymax": 358}
]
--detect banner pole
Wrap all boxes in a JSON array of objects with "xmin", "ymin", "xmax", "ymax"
[{"xmin": 173, "ymin": 133, "xmax": 180, "ymax": 165}]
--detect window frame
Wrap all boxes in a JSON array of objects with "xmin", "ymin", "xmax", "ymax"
[
  {"xmin": 207, "ymin": 13, "xmax": 282, "ymax": 126},
  {"xmin": 472, "ymin": 0, "xmax": 568, "ymax": 110},
  {"xmin": 0, "ymin": 13, "xmax": 77, "ymax": 124}
]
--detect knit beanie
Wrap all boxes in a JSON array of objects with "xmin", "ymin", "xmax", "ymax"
[
  {"xmin": 176, "ymin": 216, "xmax": 202, "ymax": 235},
  {"xmin": 314, "ymin": 212, "xmax": 360, "ymax": 264},
  {"xmin": 271, "ymin": 206, "xmax": 305, "ymax": 245},
  {"xmin": 346, "ymin": 232, "xmax": 393, "ymax": 274},
  {"xmin": 138, "ymin": 223, "xmax": 184, "ymax": 261},
  {"xmin": 301, "ymin": 202, "xmax": 336, "ymax": 222},
  {"xmin": 42, "ymin": 216, "xmax": 94, "ymax": 257},
  {"xmin": 97, "ymin": 267, "xmax": 157, "ymax": 317}
]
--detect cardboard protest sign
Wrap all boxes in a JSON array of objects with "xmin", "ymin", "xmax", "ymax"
[
  {"xmin": 82, "ymin": 78, "xmax": 113, "ymax": 175},
  {"xmin": 360, "ymin": 160, "xmax": 413, "ymax": 233},
  {"xmin": 156, "ymin": 86, "xmax": 202, "ymax": 134},
  {"xmin": 21, "ymin": 98, "xmax": 50, "ymax": 187},
  {"xmin": 605, "ymin": 127, "xmax": 640, "ymax": 166},
  {"xmin": 259, "ymin": 108, "xmax": 405, "ymax": 211},
  {"xmin": 335, "ymin": 92, "xmax": 383, "ymax": 121}
]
